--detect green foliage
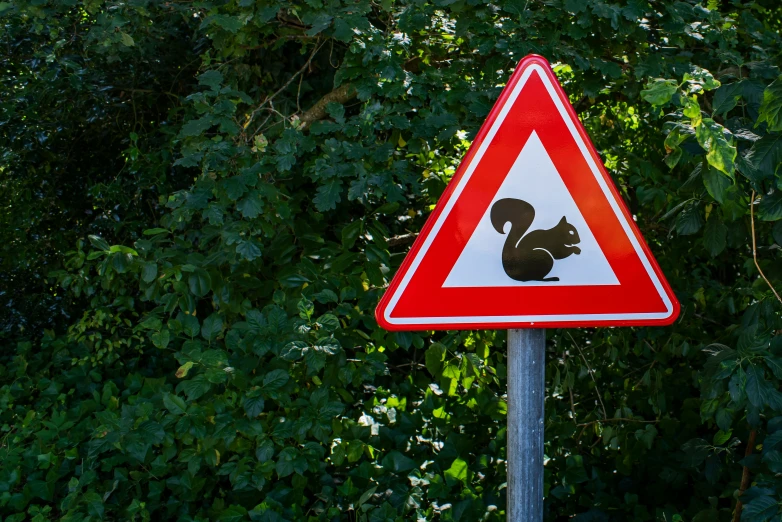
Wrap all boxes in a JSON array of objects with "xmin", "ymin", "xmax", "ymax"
[{"xmin": 2, "ymin": 1, "xmax": 782, "ymax": 521}]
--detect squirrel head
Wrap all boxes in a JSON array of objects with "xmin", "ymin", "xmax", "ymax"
[{"xmin": 557, "ymin": 216, "xmax": 581, "ymax": 245}]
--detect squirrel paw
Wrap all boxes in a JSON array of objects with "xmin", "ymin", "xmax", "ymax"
[{"xmin": 572, "ymin": 246, "xmax": 581, "ymax": 255}]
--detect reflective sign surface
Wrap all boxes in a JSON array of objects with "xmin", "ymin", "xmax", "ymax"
[{"xmin": 376, "ymin": 55, "xmax": 679, "ymax": 331}]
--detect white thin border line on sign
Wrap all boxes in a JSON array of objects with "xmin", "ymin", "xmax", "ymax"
[{"xmin": 383, "ymin": 64, "xmax": 674, "ymax": 325}]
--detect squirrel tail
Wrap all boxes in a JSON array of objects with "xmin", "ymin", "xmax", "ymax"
[{"xmin": 490, "ymin": 198, "xmax": 535, "ymax": 240}]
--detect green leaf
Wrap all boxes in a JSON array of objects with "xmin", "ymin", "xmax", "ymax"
[
  {"xmin": 641, "ymin": 79, "xmax": 678, "ymax": 106},
  {"xmin": 664, "ymin": 146, "xmax": 682, "ymax": 169},
  {"xmin": 218, "ymin": 505, "xmax": 248, "ymax": 522},
  {"xmin": 675, "ymin": 206, "xmax": 704, "ymax": 235},
  {"xmin": 313, "ymin": 337, "xmax": 340, "ymax": 355},
  {"xmin": 188, "ymin": 269, "xmax": 211, "ymax": 297},
  {"xmin": 163, "ymin": 393, "xmax": 187, "ymax": 415},
  {"xmin": 703, "ymin": 166, "xmax": 732, "ymax": 204},
  {"xmin": 332, "ymin": 18, "xmax": 354, "ymax": 42},
  {"xmin": 237, "ymin": 194, "xmax": 263, "ymax": 219},
  {"xmin": 382, "ymin": 450, "xmax": 417, "ymax": 473},
  {"xmin": 635, "ymin": 424, "xmax": 658, "ymax": 450},
  {"xmin": 276, "ymin": 154, "xmax": 296, "ymax": 171},
  {"xmin": 150, "ymin": 329, "xmax": 170, "ymax": 349},
  {"xmin": 444, "ymin": 457, "xmax": 469, "ymax": 486},
  {"xmin": 198, "ymin": 70, "xmax": 224, "ymax": 91},
  {"xmin": 757, "ymin": 75, "xmax": 782, "ymax": 132},
  {"xmin": 279, "ymin": 273, "xmax": 310, "ymax": 288},
  {"xmin": 764, "ymin": 431, "xmax": 782, "ymax": 453},
  {"xmin": 263, "ymin": 369, "xmax": 289, "ymax": 390},
  {"xmin": 313, "ymin": 289, "xmax": 339, "ymax": 304},
  {"xmin": 713, "ymin": 429, "xmax": 732, "ymax": 446},
  {"xmin": 176, "ymin": 361, "xmax": 194, "ymax": 378},
  {"xmin": 563, "ymin": 455, "xmax": 589, "ymax": 485},
  {"xmin": 281, "ymin": 341, "xmax": 307, "ymax": 361},
  {"xmin": 664, "ymin": 126, "xmax": 686, "ymax": 169},
  {"xmin": 200, "ymin": 349, "xmax": 227, "ymax": 367},
  {"xmin": 696, "ymin": 119, "xmax": 736, "ymax": 177},
  {"xmin": 426, "ymin": 343, "xmax": 446, "ymax": 376},
  {"xmin": 741, "ymin": 495, "xmax": 778, "ymax": 521},
  {"xmin": 245, "ymin": 309, "xmax": 267, "ymax": 333},
  {"xmin": 740, "ymin": 134, "xmax": 782, "ymax": 182},
  {"xmin": 236, "ymin": 240, "xmax": 262, "ymax": 261},
  {"xmin": 140, "ymin": 315, "xmax": 163, "ymax": 330},
  {"xmin": 374, "ymin": 202, "xmax": 400, "ymax": 215},
  {"xmin": 313, "ymin": 180, "xmax": 342, "ymax": 212},
  {"xmin": 325, "ymin": 101, "xmax": 346, "ymax": 121},
  {"xmin": 564, "ymin": 0, "xmax": 588, "ymax": 13},
  {"xmin": 203, "ymin": 205, "xmax": 224, "ymax": 225},
  {"xmin": 141, "ymin": 262, "xmax": 158, "ymax": 283},
  {"xmin": 210, "ymin": 15, "xmax": 244, "ymax": 33},
  {"xmin": 763, "ymin": 450, "xmax": 782, "ymax": 473},
  {"xmin": 316, "ymin": 314, "xmax": 340, "ymax": 331},
  {"xmin": 298, "ymin": 297, "xmax": 314, "ymax": 319},
  {"xmin": 142, "ymin": 227, "xmax": 169, "ymax": 236},
  {"xmin": 305, "ymin": 13, "xmax": 333, "ymax": 35},
  {"xmin": 773, "ymin": 221, "xmax": 782, "ymax": 245},
  {"xmin": 223, "ymin": 176, "xmax": 246, "ymax": 201},
  {"xmin": 685, "ymin": 66, "xmax": 720, "ymax": 90},
  {"xmin": 201, "ymin": 314, "xmax": 224, "ymax": 341},
  {"xmin": 341, "ymin": 220, "xmax": 362, "ymax": 250},
  {"xmin": 180, "ymin": 116, "xmax": 215, "ymax": 137},
  {"xmin": 712, "ymin": 82, "xmax": 743, "ymax": 116},
  {"xmin": 682, "ymin": 95, "xmax": 702, "ymax": 126},
  {"xmin": 178, "ymin": 375, "xmax": 211, "ymax": 401},
  {"xmin": 88, "ymin": 235, "xmax": 110, "ymax": 251},
  {"xmin": 716, "ymin": 409, "xmax": 734, "ymax": 431},
  {"xmin": 394, "ymin": 331, "xmax": 412, "ymax": 349},
  {"xmin": 746, "ymin": 365, "xmax": 770, "ymax": 409},
  {"xmin": 703, "ymin": 214, "xmax": 727, "ymax": 256},
  {"xmin": 120, "ymin": 32, "xmax": 135, "ymax": 47},
  {"xmin": 138, "ymin": 420, "xmax": 165, "ymax": 444},
  {"xmin": 256, "ymin": 440, "xmax": 275, "ymax": 462},
  {"xmin": 681, "ymin": 438, "xmax": 711, "ymax": 467},
  {"xmin": 181, "ymin": 314, "xmax": 200, "ymax": 337},
  {"xmin": 758, "ymin": 192, "xmax": 782, "ymax": 221},
  {"xmin": 28, "ymin": 479, "xmax": 54, "ymax": 501},
  {"xmin": 358, "ymin": 485, "xmax": 378, "ymax": 507},
  {"xmin": 243, "ymin": 394, "xmax": 265, "ymax": 418},
  {"xmin": 109, "ymin": 245, "xmax": 138, "ymax": 255}
]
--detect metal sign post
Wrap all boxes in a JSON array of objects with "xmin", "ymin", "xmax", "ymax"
[{"xmin": 507, "ymin": 328, "xmax": 545, "ymax": 521}]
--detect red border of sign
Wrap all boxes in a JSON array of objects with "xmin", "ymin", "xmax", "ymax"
[{"xmin": 375, "ymin": 55, "xmax": 679, "ymax": 331}]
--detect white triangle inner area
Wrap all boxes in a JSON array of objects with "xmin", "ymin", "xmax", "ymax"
[{"xmin": 443, "ymin": 132, "xmax": 619, "ymax": 287}]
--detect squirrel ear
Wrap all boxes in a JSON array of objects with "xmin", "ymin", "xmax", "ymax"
[{"xmin": 559, "ymin": 216, "xmax": 567, "ymax": 225}]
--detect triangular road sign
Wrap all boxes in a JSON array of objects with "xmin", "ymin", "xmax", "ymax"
[{"xmin": 376, "ymin": 55, "xmax": 679, "ymax": 331}]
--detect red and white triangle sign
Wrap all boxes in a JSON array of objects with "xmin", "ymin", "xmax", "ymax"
[{"xmin": 376, "ymin": 55, "xmax": 679, "ymax": 331}]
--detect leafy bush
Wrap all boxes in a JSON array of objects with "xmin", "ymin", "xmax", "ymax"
[{"xmin": 1, "ymin": 1, "xmax": 782, "ymax": 521}]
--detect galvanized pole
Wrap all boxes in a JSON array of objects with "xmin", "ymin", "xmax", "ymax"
[{"xmin": 507, "ymin": 328, "xmax": 546, "ymax": 521}]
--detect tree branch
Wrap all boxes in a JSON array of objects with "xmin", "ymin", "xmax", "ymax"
[
  {"xmin": 577, "ymin": 418, "xmax": 660, "ymax": 427},
  {"xmin": 751, "ymin": 191, "xmax": 782, "ymax": 304},
  {"xmin": 733, "ymin": 429, "xmax": 758, "ymax": 522},
  {"xmin": 568, "ymin": 332, "xmax": 609, "ymax": 421},
  {"xmin": 246, "ymin": 39, "xmax": 324, "ymax": 132},
  {"xmin": 387, "ymin": 232, "xmax": 418, "ymax": 248},
  {"xmin": 298, "ymin": 83, "xmax": 357, "ymax": 128}
]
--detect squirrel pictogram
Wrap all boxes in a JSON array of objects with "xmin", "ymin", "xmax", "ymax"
[{"xmin": 490, "ymin": 198, "xmax": 581, "ymax": 282}]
